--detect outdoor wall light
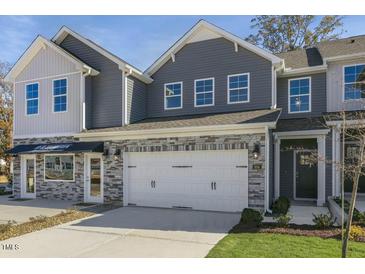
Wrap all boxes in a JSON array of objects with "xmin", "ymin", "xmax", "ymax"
[
  {"xmin": 253, "ymin": 143, "xmax": 260, "ymax": 159},
  {"xmin": 103, "ymin": 148, "xmax": 109, "ymax": 156},
  {"xmin": 113, "ymin": 148, "xmax": 121, "ymax": 160}
]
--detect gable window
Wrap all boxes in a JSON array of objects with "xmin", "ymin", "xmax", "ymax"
[
  {"xmin": 288, "ymin": 77, "xmax": 311, "ymax": 113},
  {"xmin": 25, "ymin": 83, "xmax": 39, "ymax": 115},
  {"xmin": 344, "ymin": 64, "xmax": 365, "ymax": 100},
  {"xmin": 164, "ymin": 82, "xmax": 183, "ymax": 110},
  {"xmin": 44, "ymin": 155, "xmax": 74, "ymax": 181},
  {"xmin": 53, "ymin": 78, "xmax": 67, "ymax": 112},
  {"xmin": 227, "ymin": 73, "xmax": 249, "ymax": 104},
  {"xmin": 194, "ymin": 78, "xmax": 214, "ymax": 107}
]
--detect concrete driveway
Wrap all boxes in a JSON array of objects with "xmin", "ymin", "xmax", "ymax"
[
  {"xmin": 0, "ymin": 206, "xmax": 240, "ymax": 258},
  {"xmin": 0, "ymin": 195, "xmax": 75, "ymax": 224}
]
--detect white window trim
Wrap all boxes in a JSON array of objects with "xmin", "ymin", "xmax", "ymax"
[
  {"xmin": 227, "ymin": 73, "xmax": 250, "ymax": 104},
  {"xmin": 43, "ymin": 154, "xmax": 75, "ymax": 182},
  {"xmin": 194, "ymin": 77, "xmax": 215, "ymax": 107},
  {"xmin": 288, "ymin": 76, "xmax": 311, "ymax": 114},
  {"xmin": 164, "ymin": 81, "xmax": 183, "ymax": 110},
  {"xmin": 25, "ymin": 82, "xmax": 39, "ymax": 117},
  {"xmin": 342, "ymin": 63, "xmax": 365, "ymax": 102},
  {"xmin": 52, "ymin": 78, "xmax": 68, "ymax": 113}
]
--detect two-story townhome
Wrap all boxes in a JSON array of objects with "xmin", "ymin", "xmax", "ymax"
[{"xmin": 5, "ymin": 20, "xmax": 365, "ymax": 213}]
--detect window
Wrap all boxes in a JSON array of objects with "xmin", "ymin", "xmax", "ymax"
[
  {"xmin": 227, "ymin": 73, "xmax": 249, "ymax": 103},
  {"xmin": 53, "ymin": 78, "xmax": 67, "ymax": 112},
  {"xmin": 164, "ymin": 82, "xmax": 182, "ymax": 109},
  {"xmin": 288, "ymin": 77, "xmax": 311, "ymax": 113},
  {"xmin": 44, "ymin": 155, "xmax": 74, "ymax": 181},
  {"xmin": 194, "ymin": 78, "xmax": 214, "ymax": 107},
  {"xmin": 25, "ymin": 83, "xmax": 39, "ymax": 115},
  {"xmin": 344, "ymin": 64, "xmax": 365, "ymax": 100}
]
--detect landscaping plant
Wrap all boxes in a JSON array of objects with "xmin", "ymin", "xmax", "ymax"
[
  {"xmin": 240, "ymin": 208, "xmax": 263, "ymax": 227},
  {"xmin": 273, "ymin": 214, "xmax": 292, "ymax": 227},
  {"xmin": 312, "ymin": 213, "xmax": 336, "ymax": 229},
  {"xmin": 349, "ymin": 225, "xmax": 365, "ymax": 241},
  {"xmin": 272, "ymin": 196, "xmax": 290, "ymax": 215}
]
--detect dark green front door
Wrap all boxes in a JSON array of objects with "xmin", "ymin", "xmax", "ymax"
[{"xmin": 295, "ymin": 151, "xmax": 317, "ymax": 199}]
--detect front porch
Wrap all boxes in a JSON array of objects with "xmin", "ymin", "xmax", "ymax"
[{"xmin": 273, "ymin": 129, "xmax": 330, "ymax": 207}]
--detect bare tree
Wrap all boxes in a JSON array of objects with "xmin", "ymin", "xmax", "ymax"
[
  {"xmin": 0, "ymin": 61, "xmax": 13, "ymax": 180},
  {"xmin": 323, "ymin": 111, "xmax": 365, "ymax": 258}
]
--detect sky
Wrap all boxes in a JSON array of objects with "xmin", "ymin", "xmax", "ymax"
[{"xmin": 1, "ymin": 15, "xmax": 365, "ymax": 71}]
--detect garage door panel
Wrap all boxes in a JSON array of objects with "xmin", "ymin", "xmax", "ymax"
[{"xmin": 127, "ymin": 150, "xmax": 248, "ymax": 212}]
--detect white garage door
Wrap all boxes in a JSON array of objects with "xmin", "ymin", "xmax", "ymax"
[{"xmin": 125, "ymin": 150, "xmax": 248, "ymax": 212}]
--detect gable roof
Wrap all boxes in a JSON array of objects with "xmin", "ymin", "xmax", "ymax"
[
  {"xmin": 145, "ymin": 20, "xmax": 284, "ymax": 76},
  {"xmin": 5, "ymin": 36, "xmax": 99, "ymax": 82},
  {"xmin": 277, "ymin": 34, "xmax": 365, "ymax": 70},
  {"xmin": 52, "ymin": 26, "xmax": 153, "ymax": 84}
]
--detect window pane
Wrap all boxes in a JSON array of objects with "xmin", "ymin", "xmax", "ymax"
[
  {"xmin": 53, "ymin": 79, "xmax": 67, "ymax": 96},
  {"xmin": 165, "ymin": 83, "xmax": 181, "ymax": 96},
  {"xmin": 345, "ymin": 66, "xmax": 356, "ymax": 75},
  {"xmin": 166, "ymin": 96, "xmax": 181, "ymax": 108},
  {"xmin": 26, "ymin": 83, "xmax": 38, "ymax": 99},
  {"xmin": 290, "ymin": 95, "xmax": 309, "ymax": 112},
  {"xmin": 27, "ymin": 99, "xmax": 38, "ymax": 115},
  {"xmin": 45, "ymin": 155, "xmax": 74, "ymax": 181},
  {"xmin": 230, "ymin": 88, "xmax": 248, "ymax": 102}
]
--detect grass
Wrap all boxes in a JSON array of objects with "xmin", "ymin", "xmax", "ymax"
[
  {"xmin": 207, "ymin": 232, "xmax": 365, "ymax": 258},
  {"xmin": 0, "ymin": 209, "xmax": 94, "ymax": 241}
]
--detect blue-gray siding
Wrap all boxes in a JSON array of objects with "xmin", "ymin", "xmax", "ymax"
[
  {"xmin": 127, "ymin": 75, "xmax": 147, "ymax": 123},
  {"xmin": 60, "ymin": 34, "xmax": 123, "ymax": 128},
  {"xmin": 147, "ymin": 38, "xmax": 273, "ymax": 118},
  {"xmin": 277, "ymin": 73, "xmax": 327, "ymax": 119}
]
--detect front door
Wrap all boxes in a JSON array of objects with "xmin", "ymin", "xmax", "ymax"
[
  {"xmin": 21, "ymin": 155, "xmax": 36, "ymax": 199},
  {"xmin": 84, "ymin": 154, "xmax": 103, "ymax": 203},
  {"xmin": 294, "ymin": 151, "xmax": 317, "ymax": 200}
]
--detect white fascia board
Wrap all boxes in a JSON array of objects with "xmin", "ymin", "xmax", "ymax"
[
  {"xmin": 278, "ymin": 65, "xmax": 327, "ymax": 78},
  {"xmin": 145, "ymin": 20, "xmax": 283, "ymax": 76},
  {"xmin": 326, "ymin": 119, "xmax": 365, "ymax": 126},
  {"xmin": 323, "ymin": 53, "xmax": 365, "ymax": 63},
  {"xmin": 75, "ymin": 122, "xmax": 277, "ymax": 140},
  {"xmin": 13, "ymin": 132, "xmax": 77, "ymax": 140},
  {"xmin": 274, "ymin": 129, "xmax": 330, "ymax": 138},
  {"xmin": 5, "ymin": 36, "xmax": 99, "ymax": 82},
  {"xmin": 52, "ymin": 26, "xmax": 153, "ymax": 84}
]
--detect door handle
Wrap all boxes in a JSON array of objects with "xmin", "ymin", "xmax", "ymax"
[
  {"xmin": 214, "ymin": 182, "xmax": 217, "ymax": 190},
  {"xmin": 151, "ymin": 180, "xmax": 154, "ymax": 188},
  {"xmin": 153, "ymin": 180, "xmax": 156, "ymax": 188},
  {"xmin": 211, "ymin": 182, "xmax": 213, "ymax": 190}
]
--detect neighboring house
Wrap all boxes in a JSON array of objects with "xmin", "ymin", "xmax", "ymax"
[{"xmin": 5, "ymin": 20, "xmax": 365, "ymax": 212}]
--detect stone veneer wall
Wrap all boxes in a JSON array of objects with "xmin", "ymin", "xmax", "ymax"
[
  {"xmin": 104, "ymin": 133, "xmax": 266, "ymax": 209},
  {"xmin": 12, "ymin": 133, "xmax": 266, "ymax": 209}
]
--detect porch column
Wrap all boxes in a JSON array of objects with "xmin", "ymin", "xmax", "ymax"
[
  {"xmin": 334, "ymin": 125, "xmax": 341, "ymax": 197},
  {"xmin": 274, "ymin": 137, "xmax": 280, "ymax": 199},
  {"xmin": 317, "ymin": 135, "xmax": 326, "ymax": 206}
]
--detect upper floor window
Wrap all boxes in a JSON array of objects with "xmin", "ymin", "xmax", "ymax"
[
  {"xmin": 164, "ymin": 82, "xmax": 182, "ymax": 110},
  {"xmin": 194, "ymin": 78, "xmax": 214, "ymax": 107},
  {"xmin": 227, "ymin": 73, "xmax": 249, "ymax": 104},
  {"xmin": 288, "ymin": 77, "xmax": 311, "ymax": 113},
  {"xmin": 344, "ymin": 64, "xmax": 365, "ymax": 100},
  {"xmin": 53, "ymin": 78, "xmax": 67, "ymax": 112},
  {"xmin": 25, "ymin": 83, "xmax": 39, "ymax": 115}
]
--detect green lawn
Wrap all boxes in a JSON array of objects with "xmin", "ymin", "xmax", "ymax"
[{"xmin": 207, "ymin": 232, "xmax": 365, "ymax": 258}]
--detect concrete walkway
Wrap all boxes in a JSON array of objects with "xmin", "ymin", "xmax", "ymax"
[
  {"xmin": 264, "ymin": 205, "xmax": 330, "ymax": 225},
  {"xmin": 0, "ymin": 206, "xmax": 240, "ymax": 258},
  {"xmin": 0, "ymin": 195, "xmax": 75, "ymax": 224}
]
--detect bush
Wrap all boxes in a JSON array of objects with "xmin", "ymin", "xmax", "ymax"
[
  {"xmin": 273, "ymin": 214, "xmax": 292, "ymax": 227},
  {"xmin": 349, "ymin": 225, "xmax": 365, "ymax": 241},
  {"xmin": 0, "ymin": 220, "xmax": 16, "ymax": 234},
  {"xmin": 272, "ymin": 196, "xmax": 290, "ymax": 215},
  {"xmin": 29, "ymin": 215, "xmax": 48, "ymax": 223},
  {"xmin": 240, "ymin": 208, "xmax": 263, "ymax": 227},
  {"xmin": 312, "ymin": 213, "xmax": 336, "ymax": 229}
]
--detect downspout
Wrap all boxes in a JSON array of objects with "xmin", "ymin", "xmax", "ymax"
[
  {"xmin": 265, "ymin": 126, "xmax": 272, "ymax": 213},
  {"xmin": 81, "ymin": 67, "xmax": 92, "ymax": 131},
  {"xmin": 123, "ymin": 68, "xmax": 132, "ymax": 126}
]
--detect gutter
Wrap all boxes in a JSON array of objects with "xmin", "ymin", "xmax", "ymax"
[
  {"xmin": 75, "ymin": 121, "xmax": 278, "ymax": 139},
  {"xmin": 278, "ymin": 65, "xmax": 327, "ymax": 77}
]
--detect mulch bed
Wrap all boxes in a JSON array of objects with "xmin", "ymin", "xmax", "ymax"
[
  {"xmin": 0, "ymin": 209, "xmax": 94, "ymax": 241},
  {"xmin": 230, "ymin": 222, "xmax": 365, "ymax": 243}
]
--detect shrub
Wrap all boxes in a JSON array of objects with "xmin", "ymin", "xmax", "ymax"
[
  {"xmin": 312, "ymin": 213, "xmax": 336, "ymax": 229},
  {"xmin": 349, "ymin": 225, "xmax": 365, "ymax": 241},
  {"xmin": 272, "ymin": 196, "xmax": 290, "ymax": 215},
  {"xmin": 240, "ymin": 208, "xmax": 263, "ymax": 227},
  {"xmin": 29, "ymin": 215, "xmax": 48, "ymax": 223},
  {"xmin": 273, "ymin": 214, "xmax": 292, "ymax": 227},
  {"xmin": 0, "ymin": 220, "xmax": 16, "ymax": 234}
]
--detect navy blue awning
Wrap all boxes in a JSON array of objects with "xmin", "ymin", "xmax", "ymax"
[{"xmin": 6, "ymin": 142, "xmax": 104, "ymax": 155}]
